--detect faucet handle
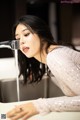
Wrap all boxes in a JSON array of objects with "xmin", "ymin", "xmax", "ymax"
[{"xmin": 11, "ymin": 40, "xmax": 20, "ymax": 50}]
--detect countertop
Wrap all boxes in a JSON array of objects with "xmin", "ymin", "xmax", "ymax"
[{"xmin": 0, "ymin": 100, "xmax": 80, "ymax": 120}]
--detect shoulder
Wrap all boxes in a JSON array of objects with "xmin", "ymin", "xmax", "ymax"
[
  {"xmin": 47, "ymin": 46, "xmax": 71, "ymax": 60},
  {"xmin": 46, "ymin": 46, "xmax": 73, "ymax": 67}
]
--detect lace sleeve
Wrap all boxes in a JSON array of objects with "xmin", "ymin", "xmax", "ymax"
[{"xmin": 33, "ymin": 96, "xmax": 80, "ymax": 115}]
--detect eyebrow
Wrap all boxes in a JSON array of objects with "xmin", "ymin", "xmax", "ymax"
[{"xmin": 15, "ymin": 28, "xmax": 29, "ymax": 37}]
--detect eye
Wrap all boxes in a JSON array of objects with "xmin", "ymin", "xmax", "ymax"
[{"xmin": 24, "ymin": 33, "xmax": 30, "ymax": 37}]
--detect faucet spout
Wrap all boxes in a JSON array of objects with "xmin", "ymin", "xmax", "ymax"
[{"xmin": 0, "ymin": 40, "xmax": 20, "ymax": 50}]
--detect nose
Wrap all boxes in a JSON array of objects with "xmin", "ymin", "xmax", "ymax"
[{"xmin": 20, "ymin": 38, "xmax": 25, "ymax": 45}]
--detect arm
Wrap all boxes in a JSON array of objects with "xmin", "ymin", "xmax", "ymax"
[
  {"xmin": 33, "ymin": 48, "xmax": 80, "ymax": 114},
  {"xmin": 33, "ymin": 96, "xmax": 80, "ymax": 114}
]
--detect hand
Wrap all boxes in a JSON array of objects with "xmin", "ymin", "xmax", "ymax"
[{"xmin": 7, "ymin": 102, "xmax": 39, "ymax": 120}]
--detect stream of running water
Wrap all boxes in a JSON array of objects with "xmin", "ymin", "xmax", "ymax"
[{"xmin": 14, "ymin": 49, "xmax": 20, "ymax": 101}]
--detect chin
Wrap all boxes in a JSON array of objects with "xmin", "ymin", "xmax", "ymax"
[{"xmin": 25, "ymin": 54, "xmax": 33, "ymax": 58}]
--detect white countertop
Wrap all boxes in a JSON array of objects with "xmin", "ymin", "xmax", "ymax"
[{"xmin": 0, "ymin": 100, "xmax": 80, "ymax": 120}]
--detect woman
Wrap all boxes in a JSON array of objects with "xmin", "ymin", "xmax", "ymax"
[{"xmin": 7, "ymin": 15, "xmax": 80, "ymax": 120}]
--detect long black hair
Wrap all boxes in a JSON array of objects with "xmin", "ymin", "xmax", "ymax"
[{"xmin": 12, "ymin": 15, "xmax": 57, "ymax": 84}]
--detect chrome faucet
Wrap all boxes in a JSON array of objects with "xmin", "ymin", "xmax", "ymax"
[{"xmin": 0, "ymin": 40, "xmax": 20, "ymax": 50}]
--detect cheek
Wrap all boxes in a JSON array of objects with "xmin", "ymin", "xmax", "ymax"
[
  {"xmin": 27, "ymin": 34, "xmax": 41, "ymax": 55},
  {"xmin": 32, "ymin": 40, "xmax": 40, "ymax": 51}
]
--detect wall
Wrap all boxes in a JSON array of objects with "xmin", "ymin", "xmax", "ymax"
[{"xmin": 0, "ymin": 0, "xmax": 15, "ymax": 58}]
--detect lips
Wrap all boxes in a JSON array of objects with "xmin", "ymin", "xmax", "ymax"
[{"xmin": 22, "ymin": 46, "xmax": 29, "ymax": 53}]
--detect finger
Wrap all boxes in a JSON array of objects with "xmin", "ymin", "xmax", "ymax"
[
  {"xmin": 21, "ymin": 112, "xmax": 33, "ymax": 120},
  {"xmin": 7, "ymin": 107, "xmax": 22, "ymax": 117},
  {"xmin": 15, "ymin": 105, "xmax": 23, "ymax": 112},
  {"xmin": 9, "ymin": 111, "xmax": 27, "ymax": 120},
  {"xmin": 7, "ymin": 109, "xmax": 16, "ymax": 117}
]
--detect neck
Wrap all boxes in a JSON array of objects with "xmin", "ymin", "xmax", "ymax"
[
  {"xmin": 34, "ymin": 45, "xmax": 59, "ymax": 64},
  {"xmin": 34, "ymin": 52, "xmax": 47, "ymax": 64}
]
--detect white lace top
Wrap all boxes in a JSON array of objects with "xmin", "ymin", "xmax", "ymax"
[{"xmin": 33, "ymin": 46, "xmax": 80, "ymax": 114}]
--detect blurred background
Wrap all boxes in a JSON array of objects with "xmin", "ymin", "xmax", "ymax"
[{"xmin": 0, "ymin": 0, "xmax": 80, "ymax": 102}]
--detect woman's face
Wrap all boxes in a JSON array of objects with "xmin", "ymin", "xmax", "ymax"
[{"xmin": 15, "ymin": 24, "xmax": 41, "ymax": 58}]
